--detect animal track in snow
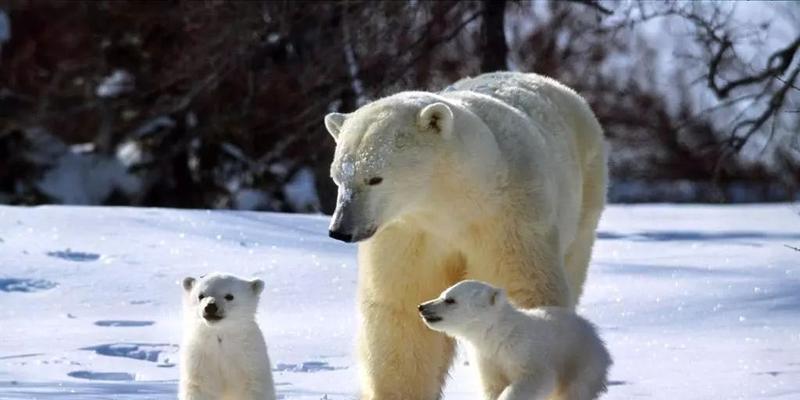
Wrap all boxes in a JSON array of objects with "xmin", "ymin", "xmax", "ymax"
[
  {"xmin": 0, "ymin": 278, "xmax": 57, "ymax": 292},
  {"xmin": 273, "ymin": 361, "xmax": 346, "ymax": 373},
  {"xmin": 94, "ymin": 320, "xmax": 155, "ymax": 327},
  {"xmin": 67, "ymin": 370, "xmax": 135, "ymax": 381},
  {"xmin": 82, "ymin": 343, "xmax": 177, "ymax": 367},
  {"xmin": 46, "ymin": 249, "xmax": 100, "ymax": 262}
]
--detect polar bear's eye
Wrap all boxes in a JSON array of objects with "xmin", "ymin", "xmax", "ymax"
[
  {"xmin": 367, "ymin": 177, "xmax": 383, "ymax": 186},
  {"xmin": 225, "ymin": 294, "xmax": 234, "ymax": 301},
  {"xmin": 198, "ymin": 294, "xmax": 205, "ymax": 301},
  {"xmin": 444, "ymin": 298, "xmax": 455, "ymax": 305}
]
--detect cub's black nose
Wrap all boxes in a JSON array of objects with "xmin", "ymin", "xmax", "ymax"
[
  {"xmin": 329, "ymin": 229, "xmax": 353, "ymax": 243},
  {"xmin": 418, "ymin": 304, "xmax": 425, "ymax": 312},
  {"xmin": 204, "ymin": 303, "xmax": 218, "ymax": 314}
]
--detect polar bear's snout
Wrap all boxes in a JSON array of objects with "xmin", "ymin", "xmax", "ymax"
[
  {"xmin": 328, "ymin": 198, "xmax": 377, "ymax": 243},
  {"xmin": 202, "ymin": 298, "xmax": 223, "ymax": 321},
  {"xmin": 328, "ymin": 227, "xmax": 353, "ymax": 243},
  {"xmin": 418, "ymin": 301, "xmax": 443, "ymax": 323}
]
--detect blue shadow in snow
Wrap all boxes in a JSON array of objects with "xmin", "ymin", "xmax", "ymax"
[
  {"xmin": 67, "ymin": 371, "xmax": 135, "ymax": 381},
  {"xmin": 0, "ymin": 278, "xmax": 57, "ymax": 292},
  {"xmin": 598, "ymin": 230, "xmax": 800, "ymax": 243},
  {"xmin": 46, "ymin": 249, "xmax": 100, "ymax": 262},
  {"xmin": 82, "ymin": 343, "xmax": 178, "ymax": 363},
  {"xmin": 94, "ymin": 320, "xmax": 155, "ymax": 327},
  {"xmin": 0, "ymin": 380, "xmax": 176, "ymax": 399}
]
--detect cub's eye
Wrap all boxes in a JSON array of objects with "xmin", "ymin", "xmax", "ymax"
[
  {"xmin": 367, "ymin": 177, "xmax": 383, "ymax": 186},
  {"xmin": 444, "ymin": 298, "xmax": 455, "ymax": 305},
  {"xmin": 225, "ymin": 294, "xmax": 234, "ymax": 301},
  {"xmin": 198, "ymin": 294, "xmax": 205, "ymax": 301}
]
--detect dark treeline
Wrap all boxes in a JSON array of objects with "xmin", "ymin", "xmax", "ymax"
[{"xmin": 1, "ymin": 1, "xmax": 797, "ymax": 212}]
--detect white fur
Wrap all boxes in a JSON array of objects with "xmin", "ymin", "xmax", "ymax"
[
  {"xmin": 325, "ymin": 72, "xmax": 608, "ymax": 399},
  {"xmin": 179, "ymin": 273, "xmax": 276, "ymax": 400},
  {"xmin": 420, "ymin": 280, "xmax": 612, "ymax": 400}
]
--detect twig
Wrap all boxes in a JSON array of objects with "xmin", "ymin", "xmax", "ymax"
[{"xmin": 568, "ymin": 0, "xmax": 614, "ymax": 16}]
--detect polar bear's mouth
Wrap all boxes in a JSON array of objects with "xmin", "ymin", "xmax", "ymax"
[
  {"xmin": 203, "ymin": 314, "xmax": 223, "ymax": 322},
  {"xmin": 421, "ymin": 313, "xmax": 442, "ymax": 323}
]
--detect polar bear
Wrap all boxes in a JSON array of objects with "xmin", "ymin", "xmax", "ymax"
[
  {"xmin": 419, "ymin": 280, "xmax": 611, "ymax": 400},
  {"xmin": 179, "ymin": 273, "xmax": 276, "ymax": 400},
  {"xmin": 324, "ymin": 71, "xmax": 607, "ymax": 399}
]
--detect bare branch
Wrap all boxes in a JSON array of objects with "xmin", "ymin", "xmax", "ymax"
[
  {"xmin": 568, "ymin": 0, "xmax": 613, "ymax": 16},
  {"xmin": 710, "ymin": 35, "xmax": 800, "ymax": 98}
]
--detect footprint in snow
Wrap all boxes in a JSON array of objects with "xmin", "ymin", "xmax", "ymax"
[
  {"xmin": 67, "ymin": 370, "xmax": 135, "ymax": 381},
  {"xmin": 94, "ymin": 320, "xmax": 155, "ymax": 327},
  {"xmin": 82, "ymin": 343, "xmax": 178, "ymax": 367},
  {"xmin": 273, "ymin": 361, "xmax": 346, "ymax": 373},
  {"xmin": 0, "ymin": 278, "xmax": 57, "ymax": 292},
  {"xmin": 46, "ymin": 249, "xmax": 100, "ymax": 262}
]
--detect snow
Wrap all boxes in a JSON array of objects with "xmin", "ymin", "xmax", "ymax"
[
  {"xmin": 0, "ymin": 10, "xmax": 10, "ymax": 43},
  {"xmin": 283, "ymin": 167, "xmax": 321, "ymax": 213},
  {"xmin": 0, "ymin": 204, "xmax": 799, "ymax": 399},
  {"xmin": 96, "ymin": 70, "xmax": 135, "ymax": 98},
  {"xmin": 36, "ymin": 150, "xmax": 142, "ymax": 205},
  {"xmin": 233, "ymin": 188, "xmax": 271, "ymax": 211}
]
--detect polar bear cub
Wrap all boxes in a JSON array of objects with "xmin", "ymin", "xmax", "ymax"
[
  {"xmin": 419, "ymin": 280, "xmax": 611, "ymax": 400},
  {"xmin": 180, "ymin": 272, "xmax": 276, "ymax": 400}
]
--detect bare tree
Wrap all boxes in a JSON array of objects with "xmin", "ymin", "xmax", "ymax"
[{"xmin": 480, "ymin": 0, "xmax": 508, "ymax": 72}]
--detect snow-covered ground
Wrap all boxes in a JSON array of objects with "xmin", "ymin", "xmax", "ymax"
[{"xmin": 0, "ymin": 204, "xmax": 798, "ymax": 399}]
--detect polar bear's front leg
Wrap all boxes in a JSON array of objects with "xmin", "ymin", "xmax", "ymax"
[
  {"xmin": 498, "ymin": 369, "xmax": 557, "ymax": 400},
  {"xmin": 476, "ymin": 355, "xmax": 510, "ymax": 400},
  {"xmin": 179, "ymin": 382, "xmax": 218, "ymax": 400},
  {"xmin": 357, "ymin": 228, "xmax": 464, "ymax": 400},
  {"xmin": 358, "ymin": 301, "xmax": 455, "ymax": 400}
]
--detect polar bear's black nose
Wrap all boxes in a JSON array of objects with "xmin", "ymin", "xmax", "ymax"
[
  {"xmin": 417, "ymin": 304, "xmax": 425, "ymax": 312},
  {"xmin": 205, "ymin": 303, "xmax": 218, "ymax": 314},
  {"xmin": 329, "ymin": 229, "xmax": 353, "ymax": 243}
]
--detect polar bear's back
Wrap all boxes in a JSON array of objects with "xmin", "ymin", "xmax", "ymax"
[
  {"xmin": 443, "ymin": 72, "xmax": 603, "ymax": 161},
  {"xmin": 441, "ymin": 72, "xmax": 605, "ymax": 250}
]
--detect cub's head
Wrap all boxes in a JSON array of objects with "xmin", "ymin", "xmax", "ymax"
[
  {"xmin": 324, "ymin": 94, "xmax": 455, "ymax": 243},
  {"xmin": 418, "ymin": 280, "xmax": 507, "ymax": 335},
  {"xmin": 182, "ymin": 272, "xmax": 264, "ymax": 326}
]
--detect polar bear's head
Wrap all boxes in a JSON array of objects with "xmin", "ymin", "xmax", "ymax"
[
  {"xmin": 182, "ymin": 272, "xmax": 264, "ymax": 326},
  {"xmin": 418, "ymin": 280, "xmax": 507, "ymax": 335},
  {"xmin": 324, "ymin": 94, "xmax": 455, "ymax": 243}
]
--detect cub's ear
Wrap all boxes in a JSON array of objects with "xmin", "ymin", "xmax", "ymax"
[
  {"xmin": 418, "ymin": 102, "xmax": 453, "ymax": 138},
  {"xmin": 251, "ymin": 279, "xmax": 265, "ymax": 294},
  {"xmin": 324, "ymin": 113, "xmax": 348, "ymax": 142},
  {"xmin": 490, "ymin": 288, "xmax": 505, "ymax": 306},
  {"xmin": 182, "ymin": 277, "xmax": 196, "ymax": 292}
]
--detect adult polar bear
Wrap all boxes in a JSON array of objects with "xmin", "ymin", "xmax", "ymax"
[{"xmin": 324, "ymin": 72, "xmax": 607, "ymax": 400}]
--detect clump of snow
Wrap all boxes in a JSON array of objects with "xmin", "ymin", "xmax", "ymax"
[
  {"xmin": 116, "ymin": 140, "xmax": 147, "ymax": 168},
  {"xmin": 268, "ymin": 162, "xmax": 290, "ymax": 179},
  {"xmin": 36, "ymin": 148, "xmax": 141, "ymax": 205},
  {"xmin": 132, "ymin": 116, "xmax": 175, "ymax": 138},
  {"xmin": 96, "ymin": 70, "xmax": 135, "ymax": 98},
  {"xmin": 283, "ymin": 167, "xmax": 321, "ymax": 213},
  {"xmin": 339, "ymin": 155, "xmax": 356, "ymax": 181},
  {"xmin": 14, "ymin": 128, "xmax": 142, "ymax": 205},
  {"xmin": 233, "ymin": 188, "xmax": 271, "ymax": 211},
  {"xmin": 0, "ymin": 10, "xmax": 10, "ymax": 44}
]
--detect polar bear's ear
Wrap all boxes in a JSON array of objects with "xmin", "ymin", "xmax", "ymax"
[
  {"xmin": 324, "ymin": 113, "xmax": 348, "ymax": 142},
  {"xmin": 250, "ymin": 279, "xmax": 265, "ymax": 295},
  {"xmin": 182, "ymin": 277, "xmax": 196, "ymax": 292},
  {"xmin": 490, "ymin": 288, "xmax": 506, "ymax": 306},
  {"xmin": 418, "ymin": 102, "xmax": 453, "ymax": 138}
]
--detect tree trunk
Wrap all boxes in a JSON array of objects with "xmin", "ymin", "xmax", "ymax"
[{"xmin": 480, "ymin": 0, "xmax": 508, "ymax": 72}]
